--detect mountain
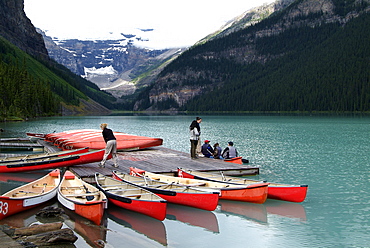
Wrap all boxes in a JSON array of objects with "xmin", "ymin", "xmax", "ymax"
[
  {"xmin": 0, "ymin": 0, "xmax": 112, "ymax": 120},
  {"xmin": 39, "ymin": 30, "xmax": 184, "ymax": 100},
  {"xmin": 0, "ymin": 0, "xmax": 48, "ymax": 60},
  {"xmin": 134, "ymin": 0, "xmax": 370, "ymax": 112}
]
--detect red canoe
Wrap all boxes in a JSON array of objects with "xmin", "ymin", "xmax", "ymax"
[
  {"xmin": 0, "ymin": 169, "xmax": 61, "ymax": 220},
  {"xmin": 112, "ymin": 171, "xmax": 219, "ymax": 211},
  {"xmin": 0, "ymin": 149, "xmax": 107, "ymax": 173},
  {"xmin": 62, "ymin": 133, "xmax": 163, "ymax": 150},
  {"xmin": 58, "ymin": 171, "xmax": 107, "ymax": 225},
  {"xmin": 40, "ymin": 129, "xmax": 163, "ymax": 150},
  {"xmin": 44, "ymin": 129, "xmax": 97, "ymax": 143},
  {"xmin": 95, "ymin": 173, "xmax": 167, "ymax": 221},
  {"xmin": 177, "ymin": 168, "xmax": 308, "ymax": 203},
  {"xmin": 0, "ymin": 147, "xmax": 89, "ymax": 164},
  {"xmin": 130, "ymin": 167, "xmax": 269, "ymax": 204}
]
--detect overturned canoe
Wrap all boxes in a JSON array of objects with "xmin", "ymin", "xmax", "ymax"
[
  {"xmin": 0, "ymin": 169, "xmax": 61, "ymax": 220},
  {"xmin": 178, "ymin": 168, "xmax": 308, "ymax": 203},
  {"xmin": 58, "ymin": 171, "xmax": 107, "ymax": 225},
  {"xmin": 130, "ymin": 167, "xmax": 269, "ymax": 204},
  {"xmin": 112, "ymin": 171, "xmax": 219, "ymax": 211},
  {"xmin": 41, "ymin": 129, "xmax": 163, "ymax": 151},
  {"xmin": 95, "ymin": 173, "xmax": 167, "ymax": 221}
]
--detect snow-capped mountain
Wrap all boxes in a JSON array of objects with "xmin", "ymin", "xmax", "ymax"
[{"xmin": 39, "ymin": 29, "xmax": 183, "ymax": 98}]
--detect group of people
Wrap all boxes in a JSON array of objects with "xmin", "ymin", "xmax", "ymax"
[
  {"xmin": 201, "ymin": 140, "xmax": 238, "ymax": 159},
  {"xmin": 99, "ymin": 117, "xmax": 240, "ymax": 168},
  {"xmin": 190, "ymin": 117, "xmax": 238, "ymax": 160}
]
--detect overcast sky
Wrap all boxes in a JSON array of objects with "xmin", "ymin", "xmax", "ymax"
[{"xmin": 24, "ymin": 0, "xmax": 275, "ymax": 49}]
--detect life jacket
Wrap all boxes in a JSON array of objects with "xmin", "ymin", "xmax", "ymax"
[{"xmin": 223, "ymin": 146, "xmax": 237, "ymax": 158}]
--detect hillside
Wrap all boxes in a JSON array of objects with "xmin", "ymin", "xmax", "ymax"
[
  {"xmin": 134, "ymin": 0, "xmax": 370, "ymax": 112},
  {"xmin": 0, "ymin": 0, "xmax": 113, "ymax": 120}
]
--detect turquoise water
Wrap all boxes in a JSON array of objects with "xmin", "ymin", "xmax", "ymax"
[{"xmin": 0, "ymin": 115, "xmax": 369, "ymax": 247}]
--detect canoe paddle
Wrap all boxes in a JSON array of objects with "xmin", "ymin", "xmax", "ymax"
[{"xmin": 83, "ymin": 185, "xmax": 95, "ymax": 201}]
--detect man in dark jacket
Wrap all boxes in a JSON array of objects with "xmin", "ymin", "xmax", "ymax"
[
  {"xmin": 99, "ymin": 123, "xmax": 118, "ymax": 167},
  {"xmin": 201, "ymin": 140, "xmax": 214, "ymax": 158}
]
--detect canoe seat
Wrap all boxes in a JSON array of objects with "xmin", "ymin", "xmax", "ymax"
[
  {"xmin": 125, "ymin": 193, "xmax": 153, "ymax": 198},
  {"xmin": 100, "ymin": 184, "xmax": 125, "ymax": 188},
  {"xmin": 12, "ymin": 191, "xmax": 39, "ymax": 196},
  {"xmin": 60, "ymin": 186, "xmax": 84, "ymax": 189},
  {"xmin": 32, "ymin": 184, "xmax": 55, "ymax": 188},
  {"xmin": 105, "ymin": 188, "xmax": 141, "ymax": 191},
  {"xmin": 63, "ymin": 193, "xmax": 100, "ymax": 197},
  {"xmin": 64, "ymin": 171, "xmax": 75, "ymax": 180},
  {"xmin": 49, "ymin": 170, "xmax": 60, "ymax": 177}
]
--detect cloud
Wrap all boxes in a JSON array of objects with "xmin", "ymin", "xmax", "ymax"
[{"xmin": 24, "ymin": 0, "xmax": 275, "ymax": 49}]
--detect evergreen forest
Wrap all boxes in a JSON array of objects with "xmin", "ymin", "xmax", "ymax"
[
  {"xmin": 153, "ymin": 1, "xmax": 370, "ymax": 112},
  {"xmin": 0, "ymin": 36, "xmax": 115, "ymax": 120}
]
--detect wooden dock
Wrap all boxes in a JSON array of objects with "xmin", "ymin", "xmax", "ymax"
[
  {"xmin": 0, "ymin": 138, "xmax": 44, "ymax": 152},
  {"xmin": 39, "ymin": 140, "xmax": 259, "ymax": 182},
  {"xmin": 0, "ymin": 231, "xmax": 23, "ymax": 248}
]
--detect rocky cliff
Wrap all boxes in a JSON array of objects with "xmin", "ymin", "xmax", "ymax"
[{"xmin": 0, "ymin": 0, "xmax": 48, "ymax": 60}]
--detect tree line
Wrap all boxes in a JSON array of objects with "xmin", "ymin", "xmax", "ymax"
[{"xmin": 170, "ymin": 12, "xmax": 370, "ymax": 112}]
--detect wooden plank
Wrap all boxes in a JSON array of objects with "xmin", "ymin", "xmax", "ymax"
[
  {"xmin": 0, "ymin": 230, "xmax": 23, "ymax": 248},
  {"xmin": 0, "ymin": 142, "xmax": 43, "ymax": 148}
]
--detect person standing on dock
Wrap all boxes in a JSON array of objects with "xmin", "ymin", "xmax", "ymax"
[
  {"xmin": 99, "ymin": 123, "xmax": 118, "ymax": 168},
  {"xmin": 222, "ymin": 141, "xmax": 238, "ymax": 159},
  {"xmin": 189, "ymin": 117, "xmax": 202, "ymax": 159}
]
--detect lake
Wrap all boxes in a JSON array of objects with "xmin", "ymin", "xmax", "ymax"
[{"xmin": 0, "ymin": 114, "xmax": 369, "ymax": 247}]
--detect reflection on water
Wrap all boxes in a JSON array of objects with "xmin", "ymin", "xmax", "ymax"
[
  {"xmin": 218, "ymin": 200, "xmax": 268, "ymax": 224},
  {"xmin": 166, "ymin": 203, "xmax": 219, "ymax": 233},
  {"xmin": 108, "ymin": 204, "xmax": 167, "ymax": 246},
  {"xmin": 218, "ymin": 199, "xmax": 307, "ymax": 224},
  {"xmin": 265, "ymin": 199, "xmax": 307, "ymax": 221},
  {"xmin": 59, "ymin": 202, "xmax": 107, "ymax": 248}
]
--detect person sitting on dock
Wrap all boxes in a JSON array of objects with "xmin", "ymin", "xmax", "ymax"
[
  {"xmin": 201, "ymin": 140, "xmax": 214, "ymax": 158},
  {"xmin": 213, "ymin": 143, "xmax": 222, "ymax": 159},
  {"xmin": 99, "ymin": 123, "xmax": 118, "ymax": 168},
  {"xmin": 222, "ymin": 141, "xmax": 238, "ymax": 159}
]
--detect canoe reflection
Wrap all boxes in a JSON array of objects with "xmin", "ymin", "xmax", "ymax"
[
  {"xmin": 57, "ymin": 202, "xmax": 107, "ymax": 248},
  {"xmin": 166, "ymin": 203, "xmax": 219, "ymax": 233},
  {"xmin": 0, "ymin": 200, "xmax": 52, "ymax": 227},
  {"xmin": 107, "ymin": 204, "xmax": 167, "ymax": 246},
  {"xmin": 265, "ymin": 199, "xmax": 307, "ymax": 221},
  {"xmin": 219, "ymin": 200, "xmax": 307, "ymax": 223},
  {"xmin": 0, "ymin": 171, "xmax": 47, "ymax": 183},
  {"xmin": 218, "ymin": 200, "xmax": 268, "ymax": 224}
]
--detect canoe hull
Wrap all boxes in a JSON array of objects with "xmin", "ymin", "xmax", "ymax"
[
  {"xmin": 0, "ymin": 149, "xmax": 106, "ymax": 173},
  {"xmin": 267, "ymin": 185, "xmax": 308, "ymax": 203},
  {"xmin": 58, "ymin": 171, "xmax": 107, "ymax": 225},
  {"xmin": 130, "ymin": 167, "xmax": 268, "ymax": 204},
  {"xmin": 43, "ymin": 129, "xmax": 163, "ymax": 150},
  {"xmin": 112, "ymin": 172, "xmax": 219, "ymax": 211},
  {"xmin": 224, "ymin": 156, "xmax": 243, "ymax": 164},
  {"xmin": 95, "ymin": 173, "xmax": 166, "ymax": 221},
  {"xmin": 0, "ymin": 169, "xmax": 60, "ymax": 220},
  {"xmin": 58, "ymin": 193, "xmax": 105, "ymax": 225},
  {"xmin": 62, "ymin": 138, "xmax": 163, "ymax": 150},
  {"xmin": 178, "ymin": 168, "xmax": 307, "ymax": 203},
  {"xmin": 108, "ymin": 196, "xmax": 166, "ymax": 221},
  {"xmin": 219, "ymin": 186, "xmax": 268, "ymax": 204},
  {"xmin": 0, "ymin": 147, "xmax": 89, "ymax": 164}
]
